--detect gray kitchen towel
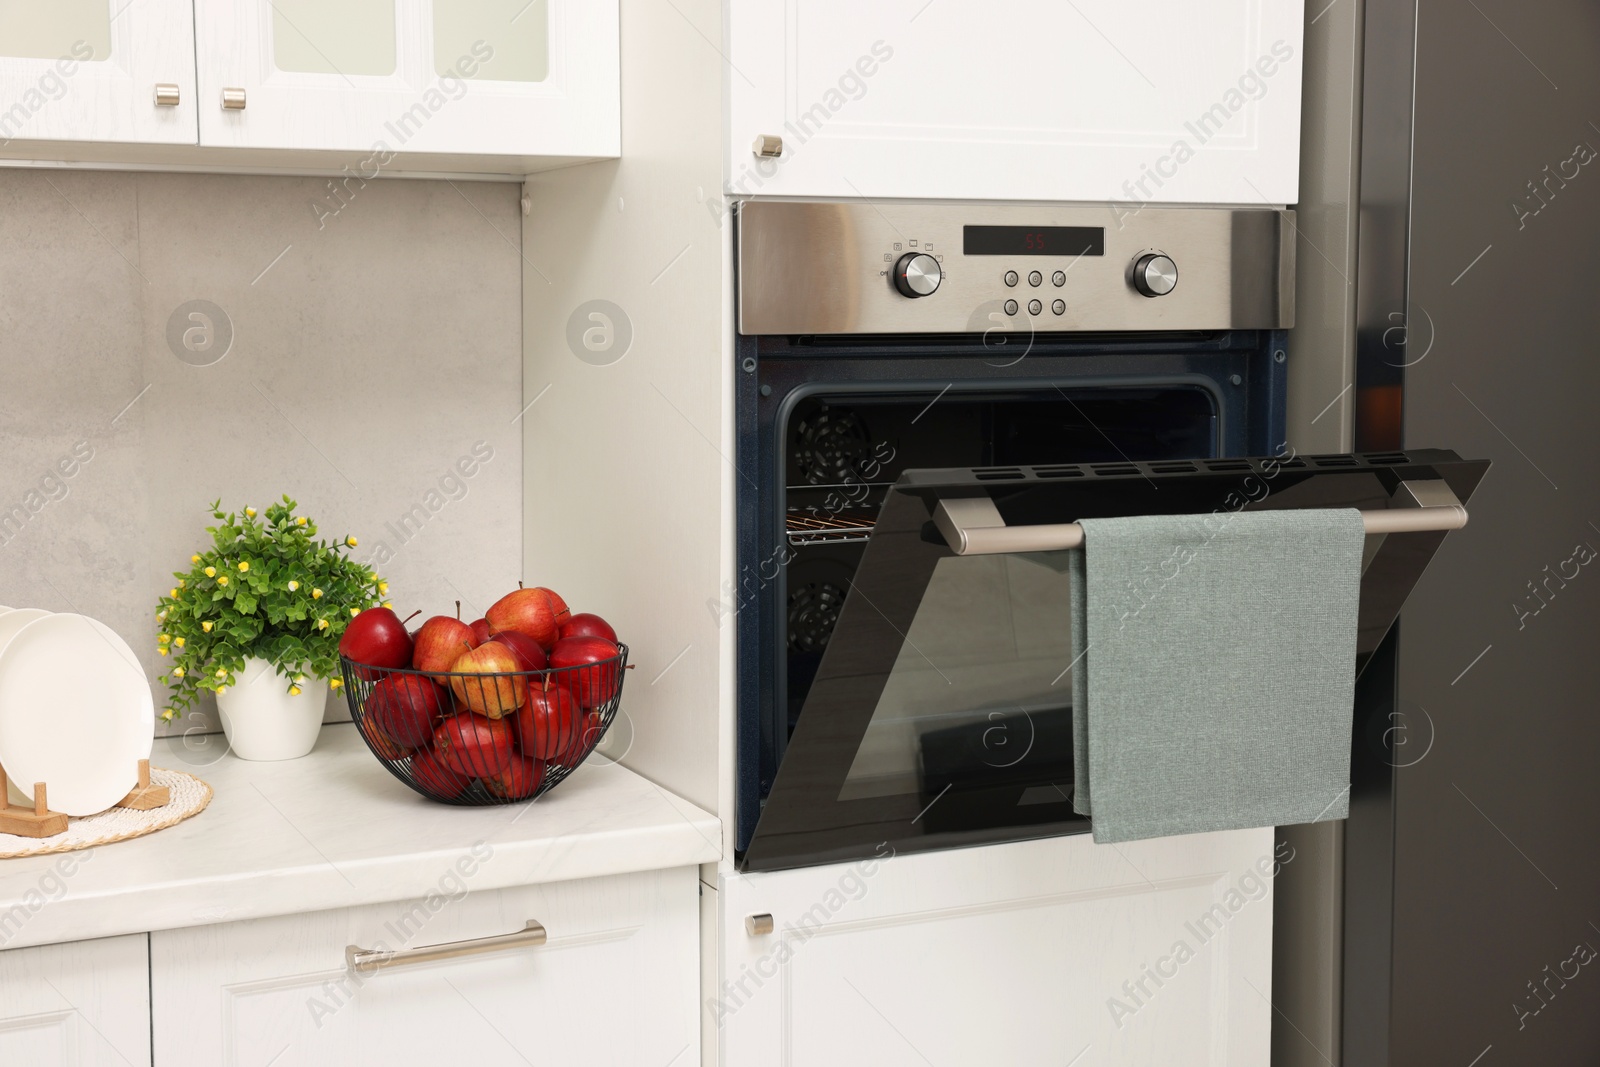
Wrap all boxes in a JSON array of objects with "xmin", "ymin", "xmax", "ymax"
[{"xmin": 1069, "ymin": 508, "xmax": 1365, "ymax": 843}]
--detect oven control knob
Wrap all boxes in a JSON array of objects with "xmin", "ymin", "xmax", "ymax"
[
  {"xmin": 1132, "ymin": 253, "xmax": 1179, "ymax": 297},
  {"xmin": 893, "ymin": 252, "xmax": 942, "ymax": 298}
]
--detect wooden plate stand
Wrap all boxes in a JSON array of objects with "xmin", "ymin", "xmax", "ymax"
[{"xmin": 0, "ymin": 759, "xmax": 170, "ymax": 838}]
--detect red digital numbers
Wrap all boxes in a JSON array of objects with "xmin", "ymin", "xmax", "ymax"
[{"xmin": 1023, "ymin": 232, "xmax": 1046, "ymax": 251}]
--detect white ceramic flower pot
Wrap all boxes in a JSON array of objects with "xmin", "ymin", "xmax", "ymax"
[{"xmin": 215, "ymin": 657, "xmax": 326, "ymax": 761}]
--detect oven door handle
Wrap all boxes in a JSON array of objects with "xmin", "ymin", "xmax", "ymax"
[{"xmin": 932, "ymin": 480, "xmax": 1469, "ymax": 556}]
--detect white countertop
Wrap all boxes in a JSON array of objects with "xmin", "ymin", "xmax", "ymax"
[{"xmin": 0, "ymin": 724, "xmax": 719, "ymax": 950}]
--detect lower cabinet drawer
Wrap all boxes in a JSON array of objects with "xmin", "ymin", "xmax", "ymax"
[
  {"xmin": 0, "ymin": 933, "xmax": 151, "ymax": 1067},
  {"xmin": 152, "ymin": 866, "xmax": 699, "ymax": 1066}
]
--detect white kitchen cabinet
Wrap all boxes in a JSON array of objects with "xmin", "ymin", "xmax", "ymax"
[
  {"xmin": 725, "ymin": 0, "xmax": 1305, "ymax": 204},
  {"xmin": 0, "ymin": 1, "xmax": 197, "ymax": 145},
  {"xmin": 151, "ymin": 867, "xmax": 698, "ymax": 1067},
  {"xmin": 193, "ymin": 0, "xmax": 620, "ymax": 158},
  {"xmin": 715, "ymin": 829, "xmax": 1279, "ymax": 1066},
  {"xmin": 0, "ymin": 933, "xmax": 151, "ymax": 1067}
]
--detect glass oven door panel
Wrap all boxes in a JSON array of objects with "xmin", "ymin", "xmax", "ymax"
[
  {"xmin": 838, "ymin": 552, "xmax": 1073, "ymax": 802},
  {"xmin": 741, "ymin": 450, "xmax": 1489, "ymax": 871}
]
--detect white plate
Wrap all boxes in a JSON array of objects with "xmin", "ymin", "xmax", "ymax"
[
  {"xmin": 0, "ymin": 614, "xmax": 153, "ymax": 816},
  {"xmin": 0, "ymin": 610, "xmax": 52, "ymax": 806}
]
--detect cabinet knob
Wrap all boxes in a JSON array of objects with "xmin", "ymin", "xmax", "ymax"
[
  {"xmin": 153, "ymin": 83, "xmax": 180, "ymax": 107},
  {"xmin": 745, "ymin": 913, "xmax": 774, "ymax": 936},
  {"xmin": 221, "ymin": 87, "xmax": 247, "ymax": 111},
  {"xmin": 751, "ymin": 134, "xmax": 783, "ymax": 159}
]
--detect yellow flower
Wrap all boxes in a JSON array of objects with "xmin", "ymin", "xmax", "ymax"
[
  {"xmin": 204, "ymin": 566, "xmax": 215, "ymax": 577},
  {"xmin": 317, "ymin": 618, "xmax": 329, "ymax": 630},
  {"xmin": 312, "ymin": 588, "xmax": 323, "ymax": 599},
  {"xmin": 173, "ymin": 637, "xmax": 185, "ymax": 648},
  {"xmin": 349, "ymin": 607, "xmax": 360, "ymax": 617},
  {"xmin": 378, "ymin": 581, "xmax": 388, "ymax": 595},
  {"xmin": 190, "ymin": 554, "xmax": 200, "ymax": 564},
  {"xmin": 369, "ymin": 571, "xmax": 379, "ymax": 582},
  {"xmin": 156, "ymin": 611, "xmax": 167, "ymax": 622},
  {"xmin": 169, "ymin": 588, "xmax": 178, "ymax": 598},
  {"xmin": 178, "ymin": 579, "xmax": 185, "ymax": 588},
  {"xmin": 237, "ymin": 561, "xmax": 250, "ymax": 573},
  {"xmin": 346, "ymin": 536, "xmax": 358, "ymax": 547},
  {"xmin": 158, "ymin": 634, "xmax": 171, "ymax": 645},
  {"xmin": 217, "ymin": 575, "xmax": 229, "ymax": 587},
  {"xmin": 382, "ymin": 601, "xmax": 394, "ymax": 610},
  {"xmin": 288, "ymin": 685, "xmax": 302, "ymax": 696},
  {"xmin": 288, "ymin": 580, "xmax": 299, "ymax": 592},
  {"xmin": 329, "ymin": 678, "xmax": 343, "ymax": 690},
  {"xmin": 215, "ymin": 668, "xmax": 227, "ymax": 679},
  {"xmin": 157, "ymin": 647, "xmax": 169, "ymax": 656},
  {"xmin": 161, "ymin": 709, "xmax": 175, "ymax": 723},
  {"xmin": 246, "ymin": 507, "xmax": 256, "ymax": 517},
  {"xmin": 296, "ymin": 516, "xmax": 307, "ymax": 526},
  {"xmin": 172, "ymin": 667, "xmax": 185, "ymax": 678},
  {"xmin": 201, "ymin": 621, "xmax": 213, "ymax": 632}
]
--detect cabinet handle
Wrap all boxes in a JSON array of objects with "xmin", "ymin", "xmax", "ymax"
[
  {"xmin": 751, "ymin": 134, "xmax": 783, "ymax": 158},
  {"xmin": 153, "ymin": 83, "xmax": 180, "ymax": 107},
  {"xmin": 221, "ymin": 87, "xmax": 247, "ymax": 111},
  {"xmin": 746, "ymin": 913, "xmax": 774, "ymax": 936},
  {"xmin": 345, "ymin": 919, "xmax": 547, "ymax": 975}
]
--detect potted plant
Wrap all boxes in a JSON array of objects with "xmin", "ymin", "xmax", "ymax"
[{"xmin": 156, "ymin": 497, "xmax": 387, "ymax": 760}]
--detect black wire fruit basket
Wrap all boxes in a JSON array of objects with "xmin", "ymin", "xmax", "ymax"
[{"xmin": 339, "ymin": 643, "xmax": 629, "ymax": 805}]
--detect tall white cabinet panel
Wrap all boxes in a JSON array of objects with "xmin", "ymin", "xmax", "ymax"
[
  {"xmin": 725, "ymin": 0, "xmax": 1305, "ymax": 204},
  {"xmin": 151, "ymin": 868, "xmax": 698, "ymax": 1067},
  {"xmin": 0, "ymin": 0, "xmax": 197, "ymax": 144},
  {"xmin": 194, "ymin": 0, "xmax": 620, "ymax": 157},
  {"xmin": 0, "ymin": 934, "xmax": 152, "ymax": 1067},
  {"xmin": 717, "ymin": 830, "xmax": 1279, "ymax": 1066}
]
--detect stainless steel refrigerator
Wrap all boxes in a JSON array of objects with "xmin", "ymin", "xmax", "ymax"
[{"xmin": 1343, "ymin": 0, "xmax": 1600, "ymax": 1062}]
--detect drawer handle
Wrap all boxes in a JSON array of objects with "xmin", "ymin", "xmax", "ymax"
[
  {"xmin": 221, "ymin": 87, "xmax": 247, "ymax": 110},
  {"xmin": 345, "ymin": 919, "xmax": 547, "ymax": 975},
  {"xmin": 153, "ymin": 83, "xmax": 180, "ymax": 107}
]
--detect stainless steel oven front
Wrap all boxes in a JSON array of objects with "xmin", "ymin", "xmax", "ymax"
[{"xmin": 732, "ymin": 200, "xmax": 1405, "ymax": 871}]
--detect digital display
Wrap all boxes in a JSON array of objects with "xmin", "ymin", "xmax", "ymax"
[{"xmin": 963, "ymin": 225, "xmax": 1105, "ymax": 257}]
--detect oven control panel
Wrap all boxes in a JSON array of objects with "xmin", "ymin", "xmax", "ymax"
[{"xmin": 737, "ymin": 201, "xmax": 1291, "ymax": 335}]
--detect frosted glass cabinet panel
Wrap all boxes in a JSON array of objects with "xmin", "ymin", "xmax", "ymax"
[
  {"xmin": 0, "ymin": 0, "xmax": 198, "ymax": 145},
  {"xmin": 271, "ymin": 0, "xmax": 398, "ymax": 77},
  {"xmin": 0, "ymin": 0, "xmax": 112, "ymax": 60},
  {"xmin": 435, "ymin": 0, "xmax": 549, "ymax": 82},
  {"xmin": 196, "ymin": 0, "xmax": 617, "ymax": 158}
]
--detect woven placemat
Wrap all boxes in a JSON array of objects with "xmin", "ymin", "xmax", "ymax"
[{"xmin": 0, "ymin": 768, "xmax": 212, "ymax": 859}]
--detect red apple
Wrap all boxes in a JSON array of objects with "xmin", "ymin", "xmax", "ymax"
[
  {"xmin": 359, "ymin": 719, "xmax": 413, "ymax": 761},
  {"xmin": 448, "ymin": 642, "xmax": 527, "ymax": 718},
  {"xmin": 340, "ymin": 607, "xmax": 414, "ymax": 676},
  {"xmin": 495, "ymin": 630, "xmax": 548, "ymax": 672},
  {"xmin": 533, "ymin": 587, "xmax": 571, "ymax": 621},
  {"xmin": 559, "ymin": 612, "xmax": 617, "ymax": 644},
  {"xmin": 515, "ymin": 684, "xmax": 580, "ymax": 761},
  {"xmin": 484, "ymin": 754, "xmax": 546, "ymax": 800},
  {"xmin": 469, "ymin": 617, "xmax": 494, "ymax": 645},
  {"xmin": 434, "ymin": 714, "xmax": 515, "ymax": 777},
  {"xmin": 486, "ymin": 588, "xmax": 562, "ymax": 649},
  {"xmin": 409, "ymin": 747, "xmax": 472, "ymax": 799},
  {"xmin": 556, "ymin": 710, "xmax": 606, "ymax": 766},
  {"xmin": 413, "ymin": 614, "xmax": 477, "ymax": 676},
  {"xmin": 366, "ymin": 674, "xmax": 448, "ymax": 748},
  {"xmin": 550, "ymin": 636, "xmax": 623, "ymax": 708}
]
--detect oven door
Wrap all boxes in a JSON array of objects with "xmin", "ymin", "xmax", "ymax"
[{"xmin": 740, "ymin": 449, "xmax": 1488, "ymax": 872}]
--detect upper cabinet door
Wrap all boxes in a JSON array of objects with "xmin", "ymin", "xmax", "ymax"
[
  {"xmin": 726, "ymin": 0, "xmax": 1305, "ymax": 205},
  {"xmin": 193, "ymin": 0, "xmax": 619, "ymax": 158},
  {"xmin": 0, "ymin": 0, "xmax": 197, "ymax": 144}
]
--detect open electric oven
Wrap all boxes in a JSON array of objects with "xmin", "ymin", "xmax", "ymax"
[{"xmin": 732, "ymin": 200, "xmax": 1485, "ymax": 872}]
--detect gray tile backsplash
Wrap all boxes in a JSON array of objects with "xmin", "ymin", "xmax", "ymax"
[{"xmin": 0, "ymin": 170, "xmax": 524, "ymax": 738}]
